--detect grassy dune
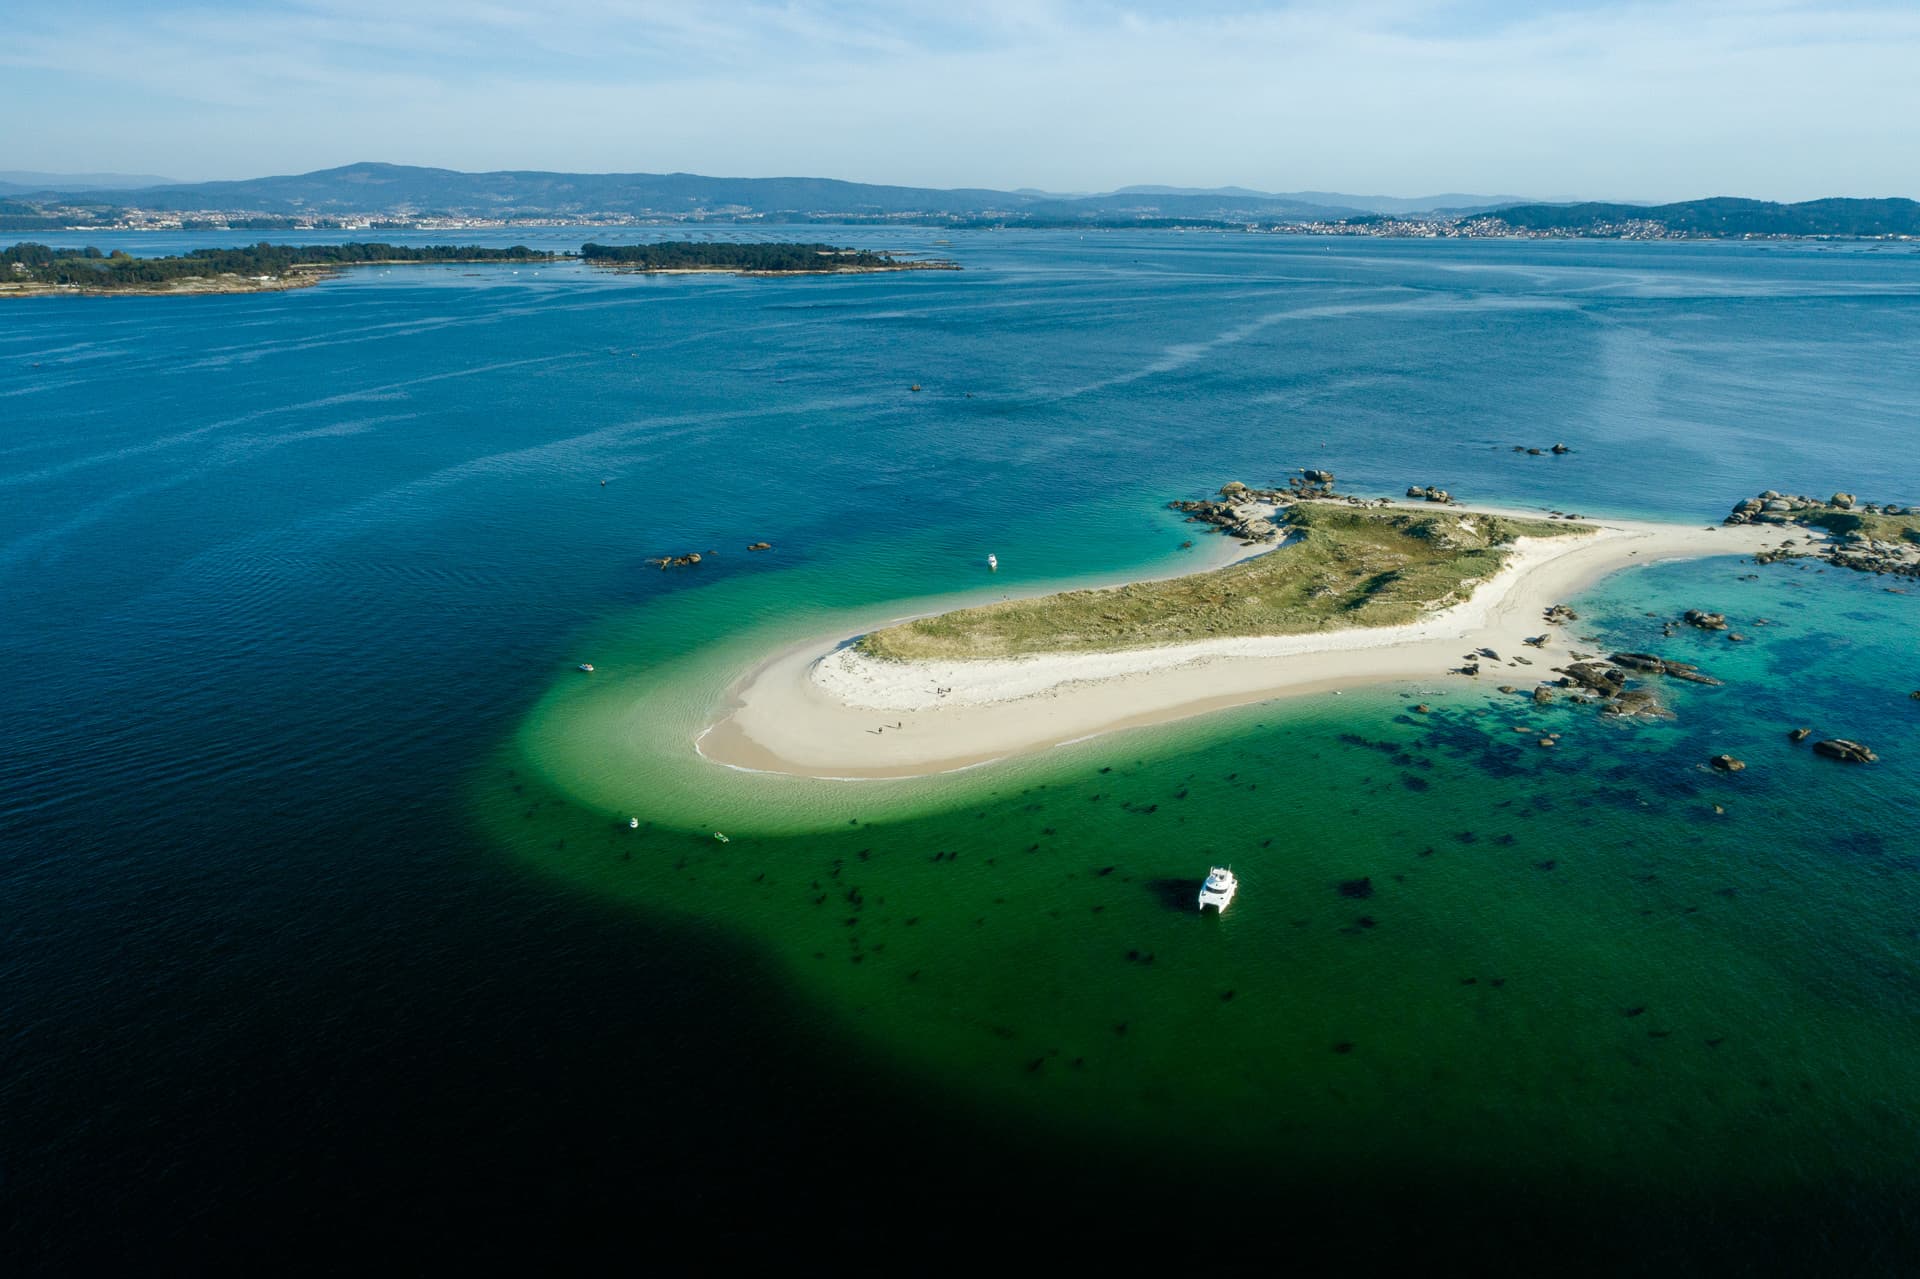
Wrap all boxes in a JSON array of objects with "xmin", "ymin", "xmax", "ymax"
[{"xmin": 859, "ymin": 503, "xmax": 1590, "ymax": 661}]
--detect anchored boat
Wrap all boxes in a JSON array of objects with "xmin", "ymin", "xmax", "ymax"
[
  {"xmin": 986, "ymin": 553, "xmax": 998, "ymax": 571},
  {"xmin": 1198, "ymin": 866, "xmax": 1237, "ymax": 914}
]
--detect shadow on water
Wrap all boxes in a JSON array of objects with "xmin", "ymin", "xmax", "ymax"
[{"xmin": 1145, "ymin": 876, "xmax": 1198, "ymax": 912}]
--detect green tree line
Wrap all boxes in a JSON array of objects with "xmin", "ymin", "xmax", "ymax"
[
  {"xmin": 2, "ymin": 241, "xmax": 555, "ymax": 287},
  {"xmin": 580, "ymin": 241, "xmax": 895, "ymax": 270}
]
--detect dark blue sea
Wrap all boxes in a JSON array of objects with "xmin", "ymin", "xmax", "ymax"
[{"xmin": 4, "ymin": 227, "xmax": 1919, "ymax": 1271}]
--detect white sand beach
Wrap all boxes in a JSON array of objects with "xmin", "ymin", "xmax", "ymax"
[{"xmin": 696, "ymin": 506, "xmax": 1791, "ymax": 780}]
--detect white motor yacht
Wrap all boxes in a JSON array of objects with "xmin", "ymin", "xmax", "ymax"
[
  {"xmin": 1198, "ymin": 866, "xmax": 1237, "ymax": 913},
  {"xmin": 986, "ymin": 553, "xmax": 999, "ymax": 570}
]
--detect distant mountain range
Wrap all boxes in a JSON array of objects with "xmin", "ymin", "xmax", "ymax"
[
  {"xmin": 7, "ymin": 162, "xmax": 1478, "ymax": 222},
  {"xmin": 5, "ymin": 164, "xmax": 1917, "ymax": 238},
  {"xmin": 0, "ymin": 170, "xmax": 176, "ymax": 194},
  {"xmin": 1114, "ymin": 185, "xmax": 1532, "ymax": 216}
]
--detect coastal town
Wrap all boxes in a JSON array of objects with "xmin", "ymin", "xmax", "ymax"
[{"xmin": 1, "ymin": 203, "xmax": 1885, "ymax": 241}]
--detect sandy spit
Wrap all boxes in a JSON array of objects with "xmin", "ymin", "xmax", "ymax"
[{"xmin": 697, "ymin": 506, "xmax": 1788, "ymax": 780}]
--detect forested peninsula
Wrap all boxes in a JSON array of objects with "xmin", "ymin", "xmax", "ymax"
[
  {"xmin": 2, "ymin": 239, "xmax": 955, "ymax": 295},
  {"xmin": 578, "ymin": 241, "xmax": 956, "ymax": 273},
  {"xmin": 1, "ymin": 241, "xmax": 557, "ymax": 295}
]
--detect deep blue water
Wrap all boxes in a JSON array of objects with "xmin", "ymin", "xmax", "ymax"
[{"xmin": 3, "ymin": 229, "xmax": 1919, "ymax": 1269}]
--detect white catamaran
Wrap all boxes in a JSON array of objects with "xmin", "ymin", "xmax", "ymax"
[{"xmin": 1198, "ymin": 866, "xmax": 1238, "ymax": 914}]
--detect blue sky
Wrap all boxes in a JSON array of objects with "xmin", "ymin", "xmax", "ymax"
[{"xmin": 4, "ymin": 1, "xmax": 1916, "ymax": 199}]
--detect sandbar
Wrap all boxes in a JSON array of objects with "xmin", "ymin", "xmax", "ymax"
[{"xmin": 697, "ymin": 505, "xmax": 1791, "ymax": 780}]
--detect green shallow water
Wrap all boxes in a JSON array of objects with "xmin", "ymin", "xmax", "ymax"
[{"xmin": 485, "ymin": 546, "xmax": 1920, "ymax": 1203}]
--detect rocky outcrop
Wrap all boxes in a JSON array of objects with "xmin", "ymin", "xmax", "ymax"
[
  {"xmin": 652, "ymin": 551, "xmax": 704, "ymax": 569},
  {"xmin": 1543, "ymin": 603, "xmax": 1578, "ymax": 625},
  {"xmin": 1826, "ymin": 539, "xmax": 1920, "ymax": 578},
  {"xmin": 1559, "ymin": 660, "xmax": 1627, "ymax": 696},
  {"xmin": 1725, "ymin": 488, "xmax": 1920, "ymax": 578},
  {"xmin": 1405, "ymin": 484, "xmax": 1455, "ymax": 504},
  {"xmin": 1683, "ymin": 609, "xmax": 1728, "ymax": 631},
  {"xmin": 1168, "ymin": 485, "xmax": 1285, "ymax": 542},
  {"xmin": 747, "ymin": 541, "xmax": 773, "ymax": 551},
  {"xmin": 1551, "ymin": 652, "xmax": 1719, "ymax": 720},
  {"xmin": 1609, "ymin": 652, "xmax": 1723, "ymax": 685},
  {"xmin": 1709, "ymin": 754, "xmax": 1746, "ymax": 772},
  {"xmin": 1603, "ymin": 688, "xmax": 1672, "ymax": 719},
  {"xmin": 1789, "ymin": 727, "xmax": 1812, "ymax": 742},
  {"xmin": 1812, "ymin": 738, "xmax": 1879, "ymax": 763}
]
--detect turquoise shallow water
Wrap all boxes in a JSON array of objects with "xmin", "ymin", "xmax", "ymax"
[{"xmin": 3, "ymin": 229, "xmax": 1919, "ymax": 1268}]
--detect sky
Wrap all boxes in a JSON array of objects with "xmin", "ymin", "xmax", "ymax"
[{"xmin": 4, "ymin": 0, "xmax": 1917, "ymax": 201}]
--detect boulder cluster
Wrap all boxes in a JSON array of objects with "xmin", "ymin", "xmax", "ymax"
[
  {"xmin": 1405, "ymin": 484, "xmax": 1455, "ymax": 504},
  {"xmin": 1722, "ymin": 489, "xmax": 1917, "ymax": 524},
  {"xmin": 1549, "ymin": 651, "xmax": 1723, "ymax": 720},
  {"xmin": 1170, "ymin": 472, "xmax": 1383, "ymax": 544},
  {"xmin": 1168, "ymin": 483, "xmax": 1285, "ymax": 542},
  {"xmin": 1724, "ymin": 488, "xmax": 1920, "ymax": 577}
]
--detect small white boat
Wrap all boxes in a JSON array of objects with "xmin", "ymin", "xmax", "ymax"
[
  {"xmin": 629, "ymin": 817, "xmax": 639, "ymax": 829},
  {"xmin": 986, "ymin": 553, "xmax": 999, "ymax": 571},
  {"xmin": 713, "ymin": 831, "xmax": 730, "ymax": 843},
  {"xmin": 1198, "ymin": 866, "xmax": 1237, "ymax": 914},
  {"xmin": 578, "ymin": 663, "xmax": 595, "ymax": 673}
]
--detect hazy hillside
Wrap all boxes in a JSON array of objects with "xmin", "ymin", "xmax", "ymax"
[
  {"xmin": 1492, "ymin": 197, "xmax": 1920, "ymax": 237},
  {"xmin": 29, "ymin": 163, "xmax": 1372, "ymax": 222}
]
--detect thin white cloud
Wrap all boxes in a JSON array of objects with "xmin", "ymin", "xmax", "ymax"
[{"xmin": 3, "ymin": 1, "xmax": 1916, "ymax": 198}]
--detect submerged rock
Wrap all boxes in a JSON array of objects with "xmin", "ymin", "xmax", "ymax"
[
  {"xmin": 1813, "ymin": 738, "xmax": 1879, "ymax": 763},
  {"xmin": 1603, "ymin": 689, "xmax": 1672, "ymax": 720},
  {"xmin": 1609, "ymin": 652, "xmax": 1723, "ymax": 685},
  {"xmin": 1684, "ymin": 609, "xmax": 1729, "ymax": 631},
  {"xmin": 1709, "ymin": 754, "xmax": 1746, "ymax": 772}
]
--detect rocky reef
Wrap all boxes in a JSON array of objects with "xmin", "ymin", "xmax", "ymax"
[{"xmin": 1548, "ymin": 651, "xmax": 1723, "ymax": 720}]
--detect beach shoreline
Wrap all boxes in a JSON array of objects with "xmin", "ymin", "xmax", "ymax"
[{"xmin": 696, "ymin": 505, "xmax": 1793, "ymax": 780}]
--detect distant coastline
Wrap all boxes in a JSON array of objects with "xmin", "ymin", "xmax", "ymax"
[{"xmin": 8, "ymin": 162, "xmax": 1920, "ymax": 241}]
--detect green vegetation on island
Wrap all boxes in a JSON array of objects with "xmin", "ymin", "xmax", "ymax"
[
  {"xmin": 2, "ymin": 239, "xmax": 957, "ymax": 295},
  {"xmin": 2, "ymin": 241, "xmax": 556, "ymax": 293},
  {"xmin": 1489, "ymin": 197, "xmax": 1920, "ymax": 239},
  {"xmin": 859, "ymin": 503, "xmax": 1590, "ymax": 661},
  {"xmin": 580, "ymin": 240, "xmax": 950, "ymax": 273}
]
